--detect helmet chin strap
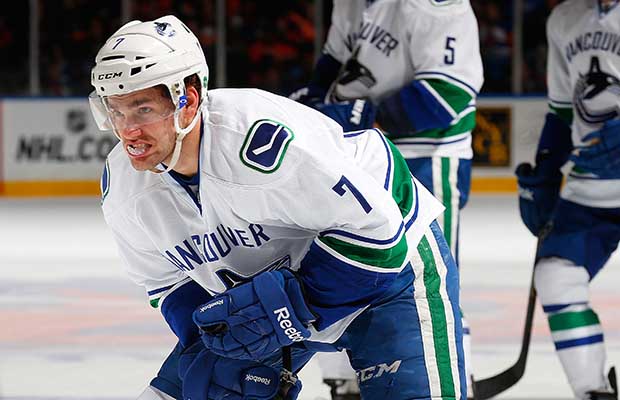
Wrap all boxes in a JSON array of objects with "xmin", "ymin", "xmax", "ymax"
[{"xmin": 149, "ymin": 101, "xmax": 204, "ymax": 174}]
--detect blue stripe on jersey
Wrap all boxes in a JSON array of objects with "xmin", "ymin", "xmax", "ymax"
[
  {"xmin": 392, "ymin": 135, "xmax": 470, "ymax": 146},
  {"xmin": 414, "ymin": 71, "xmax": 478, "ymax": 96},
  {"xmin": 160, "ymin": 280, "xmax": 213, "ymax": 347},
  {"xmin": 542, "ymin": 302, "xmax": 588, "ymax": 313},
  {"xmin": 343, "ymin": 128, "xmax": 393, "ymax": 190},
  {"xmin": 403, "ymin": 81, "xmax": 455, "ymax": 132},
  {"xmin": 374, "ymin": 128, "xmax": 393, "ymax": 190},
  {"xmin": 343, "ymin": 130, "xmax": 367, "ymax": 138},
  {"xmin": 148, "ymin": 285, "xmax": 175, "ymax": 296},
  {"xmin": 320, "ymin": 221, "xmax": 405, "ymax": 246},
  {"xmin": 555, "ymin": 334, "xmax": 604, "ymax": 350},
  {"xmin": 568, "ymin": 173, "xmax": 620, "ymax": 180},
  {"xmin": 299, "ymin": 241, "xmax": 399, "ymax": 330},
  {"xmin": 549, "ymin": 98, "xmax": 572, "ymax": 106},
  {"xmin": 404, "ymin": 179, "xmax": 419, "ymax": 230}
]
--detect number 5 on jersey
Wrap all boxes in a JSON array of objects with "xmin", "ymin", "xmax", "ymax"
[{"xmin": 332, "ymin": 175, "xmax": 373, "ymax": 214}]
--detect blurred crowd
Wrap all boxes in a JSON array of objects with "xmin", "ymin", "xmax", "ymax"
[{"xmin": 0, "ymin": 0, "xmax": 561, "ymax": 97}]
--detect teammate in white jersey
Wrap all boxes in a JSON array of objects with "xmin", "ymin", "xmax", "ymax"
[
  {"xmin": 89, "ymin": 15, "xmax": 467, "ymax": 399},
  {"xmin": 289, "ymin": 1, "xmax": 483, "ymax": 396},
  {"xmin": 516, "ymin": 1, "xmax": 620, "ymax": 398}
]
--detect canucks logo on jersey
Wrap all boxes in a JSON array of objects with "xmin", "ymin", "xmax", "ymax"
[
  {"xmin": 240, "ymin": 119, "xmax": 294, "ymax": 173},
  {"xmin": 574, "ymin": 56, "xmax": 620, "ymax": 124}
]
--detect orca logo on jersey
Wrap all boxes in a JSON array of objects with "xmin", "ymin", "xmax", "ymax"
[
  {"xmin": 240, "ymin": 119, "xmax": 295, "ymax": 173},
  {"xmin": 337, "ymin": 47, "xmax": 377, "ymax": 89},
  {"xmin": 574, "ymin": 56, "xmax": 620, "ymax": 125}
]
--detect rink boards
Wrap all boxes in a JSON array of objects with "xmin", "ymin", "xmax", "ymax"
[{"xmin": 0, "ymin": 97, "xmax": 548, "ymax": 197}]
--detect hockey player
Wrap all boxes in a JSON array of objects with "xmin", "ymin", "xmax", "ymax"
[
  {"xmin": 89, "ymin": 15, "xmax": 466, "ymax": 400},
  {"xmin": 516, "ymin": 0, "xmax": 620, "ymax": 398},
  {"xmin": 289, "ymin": 0, "xmax": 483, "ymax": 396}
]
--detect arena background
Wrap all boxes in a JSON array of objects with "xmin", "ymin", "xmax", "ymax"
[
  {"xmin": 3, "ymin": 2, "xmax": 620, "ymax": 400},
  {"xmin": 0, "ymin": 0, "xmax": 559, "ymax": 196}
]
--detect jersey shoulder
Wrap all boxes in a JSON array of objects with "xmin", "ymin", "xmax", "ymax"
[
  {"xmin": 203, "ymin": 88, "xmax": 345, "ymax": 187},
  {"xmin": 547, "ymin": 0, "xmax": 594, "ymax": 38},
  {"xmin": 401, "ymin": 0, "xmax": 473, "ymax": 17},
  {"xmin": 100, "ymin": 143, "xmax": 164, "ymax": 216}
]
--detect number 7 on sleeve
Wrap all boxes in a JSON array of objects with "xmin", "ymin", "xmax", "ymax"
[{"xmin": 332, "ymin": 175, "xmax": 373, "ymax": 214}]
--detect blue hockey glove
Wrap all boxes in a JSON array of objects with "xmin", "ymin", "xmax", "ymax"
[
  {"xmin": 314, "ymin": 99, "xmax": 377, "ymax": 131},
  {"xmin": 288, "ymin": 85, "xmax": 328, "ymax": 108},
  {"xmin": 178, "ymin": 341, "xmax": 302, "ymax": 400},
  {"xmin": 515, "ymin": 162, "xmax": 562, "ymax": 236},
  {"xmin": 193, "ymin": 269, "xmax": 316, "ymax": 361},
  {"xmin": 569, "ymin": 119, "xmax": 620, "ymax": 179},
  {"xmin": 288, "ymin": 53, "xmax": 342, "ymax": 107}
]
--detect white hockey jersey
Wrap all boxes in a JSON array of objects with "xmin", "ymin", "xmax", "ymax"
[
  {"xmin": 101, "ymin": 88, "xmax": 444, "ymax": 342},
  {"xmin": 547, "ymin": 0, "xmax": 620, "ymax": 207},
  {"xmin": 323, "ymin": 0, "xmax": 483, "ymax": 158}
]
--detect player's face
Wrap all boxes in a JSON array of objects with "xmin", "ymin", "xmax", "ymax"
[{"xmin": 106, "ymin": 87, "xmax": 177, "ymax": 171}]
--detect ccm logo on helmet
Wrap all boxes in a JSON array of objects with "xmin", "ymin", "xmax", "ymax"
[
  {"xmin": 97, "ymin": 72, "xmax": 123, "ymax": 80},
  {"xmin": 273, "ymin": 307, "xmax": 305, "ymax": 342}
]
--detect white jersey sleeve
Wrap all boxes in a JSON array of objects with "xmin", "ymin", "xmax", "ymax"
[
  {"xmin": 323, "ymin": 0, "xmax": 363, "ymax": 64},
  {"xmin": 403, "ymin": 0, "xmax": 483, "ymax": 98},
  {"xmin": 546, "ymin": 4, "xmax": 574, "ymax": 111},
  {"xmin": 330, "ymin": 0, "xmax": 482, "ymax": 102}
]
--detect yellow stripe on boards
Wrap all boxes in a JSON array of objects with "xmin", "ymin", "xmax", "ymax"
[
  {"xmin": 0, "ymin": 176, "xmax": 519, "ymax": 197},
  {"xmin": 470, "ymin": 176, "xmax": 517, "ymax": 193},
  {"xmin": 0, "ymin": 181, "xmax": 100, "ymax": 197}
]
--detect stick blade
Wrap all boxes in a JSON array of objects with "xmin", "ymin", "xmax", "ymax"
[{"xmin": 473, "ymin": 362, "xmax": 527, "ymax": 400}]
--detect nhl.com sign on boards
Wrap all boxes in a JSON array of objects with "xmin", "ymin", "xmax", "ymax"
[
  {"xmin": 15, "ymin": 108, "xmax": 116, "ymax": 163},
  {"xmin": 1, "ymin": 98, "xmax": 118, "ymax": 190}
]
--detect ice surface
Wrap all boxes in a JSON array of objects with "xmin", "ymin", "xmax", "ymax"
[{"xmin": 0, "ymin": 195, "xmax": 617, "ymax": 399}]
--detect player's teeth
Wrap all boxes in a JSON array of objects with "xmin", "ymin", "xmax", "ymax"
[{"xmin": 127, "ymin": 144, "xmax": 148, "ymax": 156}]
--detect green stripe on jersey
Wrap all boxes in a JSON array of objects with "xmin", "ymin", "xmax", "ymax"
[
  {"xmin": 317, "ymin": 137, "xmax": 415, "ymax": 270},
  {"xmin": 549, "ymin": 309, "xmax": 600, "ymax": 331},
  {"xmin": 426, "ymin": 79, "xmax": 473, "ymax": 114},
  {"xmin": 319, "ymin": 234, "xmax": 408, "ymax": 269},
  {"xmin": 150, "ymin": 298, "xmax": 160, "ymax": 308},
  {"xmin": 386, "ymin": 139, "xmax": 414, "ymax": 218},
  {"xmin": 414, "ymin": 111, "xmax": 476, "ymax": 140},
  {"xmin": 440, "ymin": 158, "xmax": 453, "ymax": 246},
  {"xmin": 417, "ymin": 235, "xmax": 456, "ymax": 396},
  {"xmin": 549, "ymin": 105, "xmax": 573, "ymax": 126}
]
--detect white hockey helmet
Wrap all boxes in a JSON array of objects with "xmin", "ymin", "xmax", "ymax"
[{"xmin": 89, "ymin": 15, "xmax": 209, "ymax": 172}]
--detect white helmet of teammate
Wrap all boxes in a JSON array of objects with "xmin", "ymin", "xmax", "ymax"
[
  {"xmin": 599, "ymin": 0, "xmax": 619, "ymax": 13},
  {"xmin": 89, "ymin": 15, "xmax": 209, "ymax": 172}
]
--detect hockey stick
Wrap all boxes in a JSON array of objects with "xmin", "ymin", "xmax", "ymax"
[
  {"xmin": 472, "ymin": 229, "xmax": 549, "ymax": 399},
  {"xmin": 276, "ymin": 346, "xmax": 297, "ymax": 399},
  {"xmin": 471, "ymin": 271, "xmax": 536, "ymax": 399}
]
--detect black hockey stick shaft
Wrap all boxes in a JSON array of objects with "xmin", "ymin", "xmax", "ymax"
[
  {"xmin": 472, "ymin": 272, "xmax": 536, "ymax": 399},
  {"xmin": 275, "ymin": 346, "xmax": 296, "ymax": 399},
  {"xmin": 472, "ymin": 231, "xmax": 547, "ymax": 399}
]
